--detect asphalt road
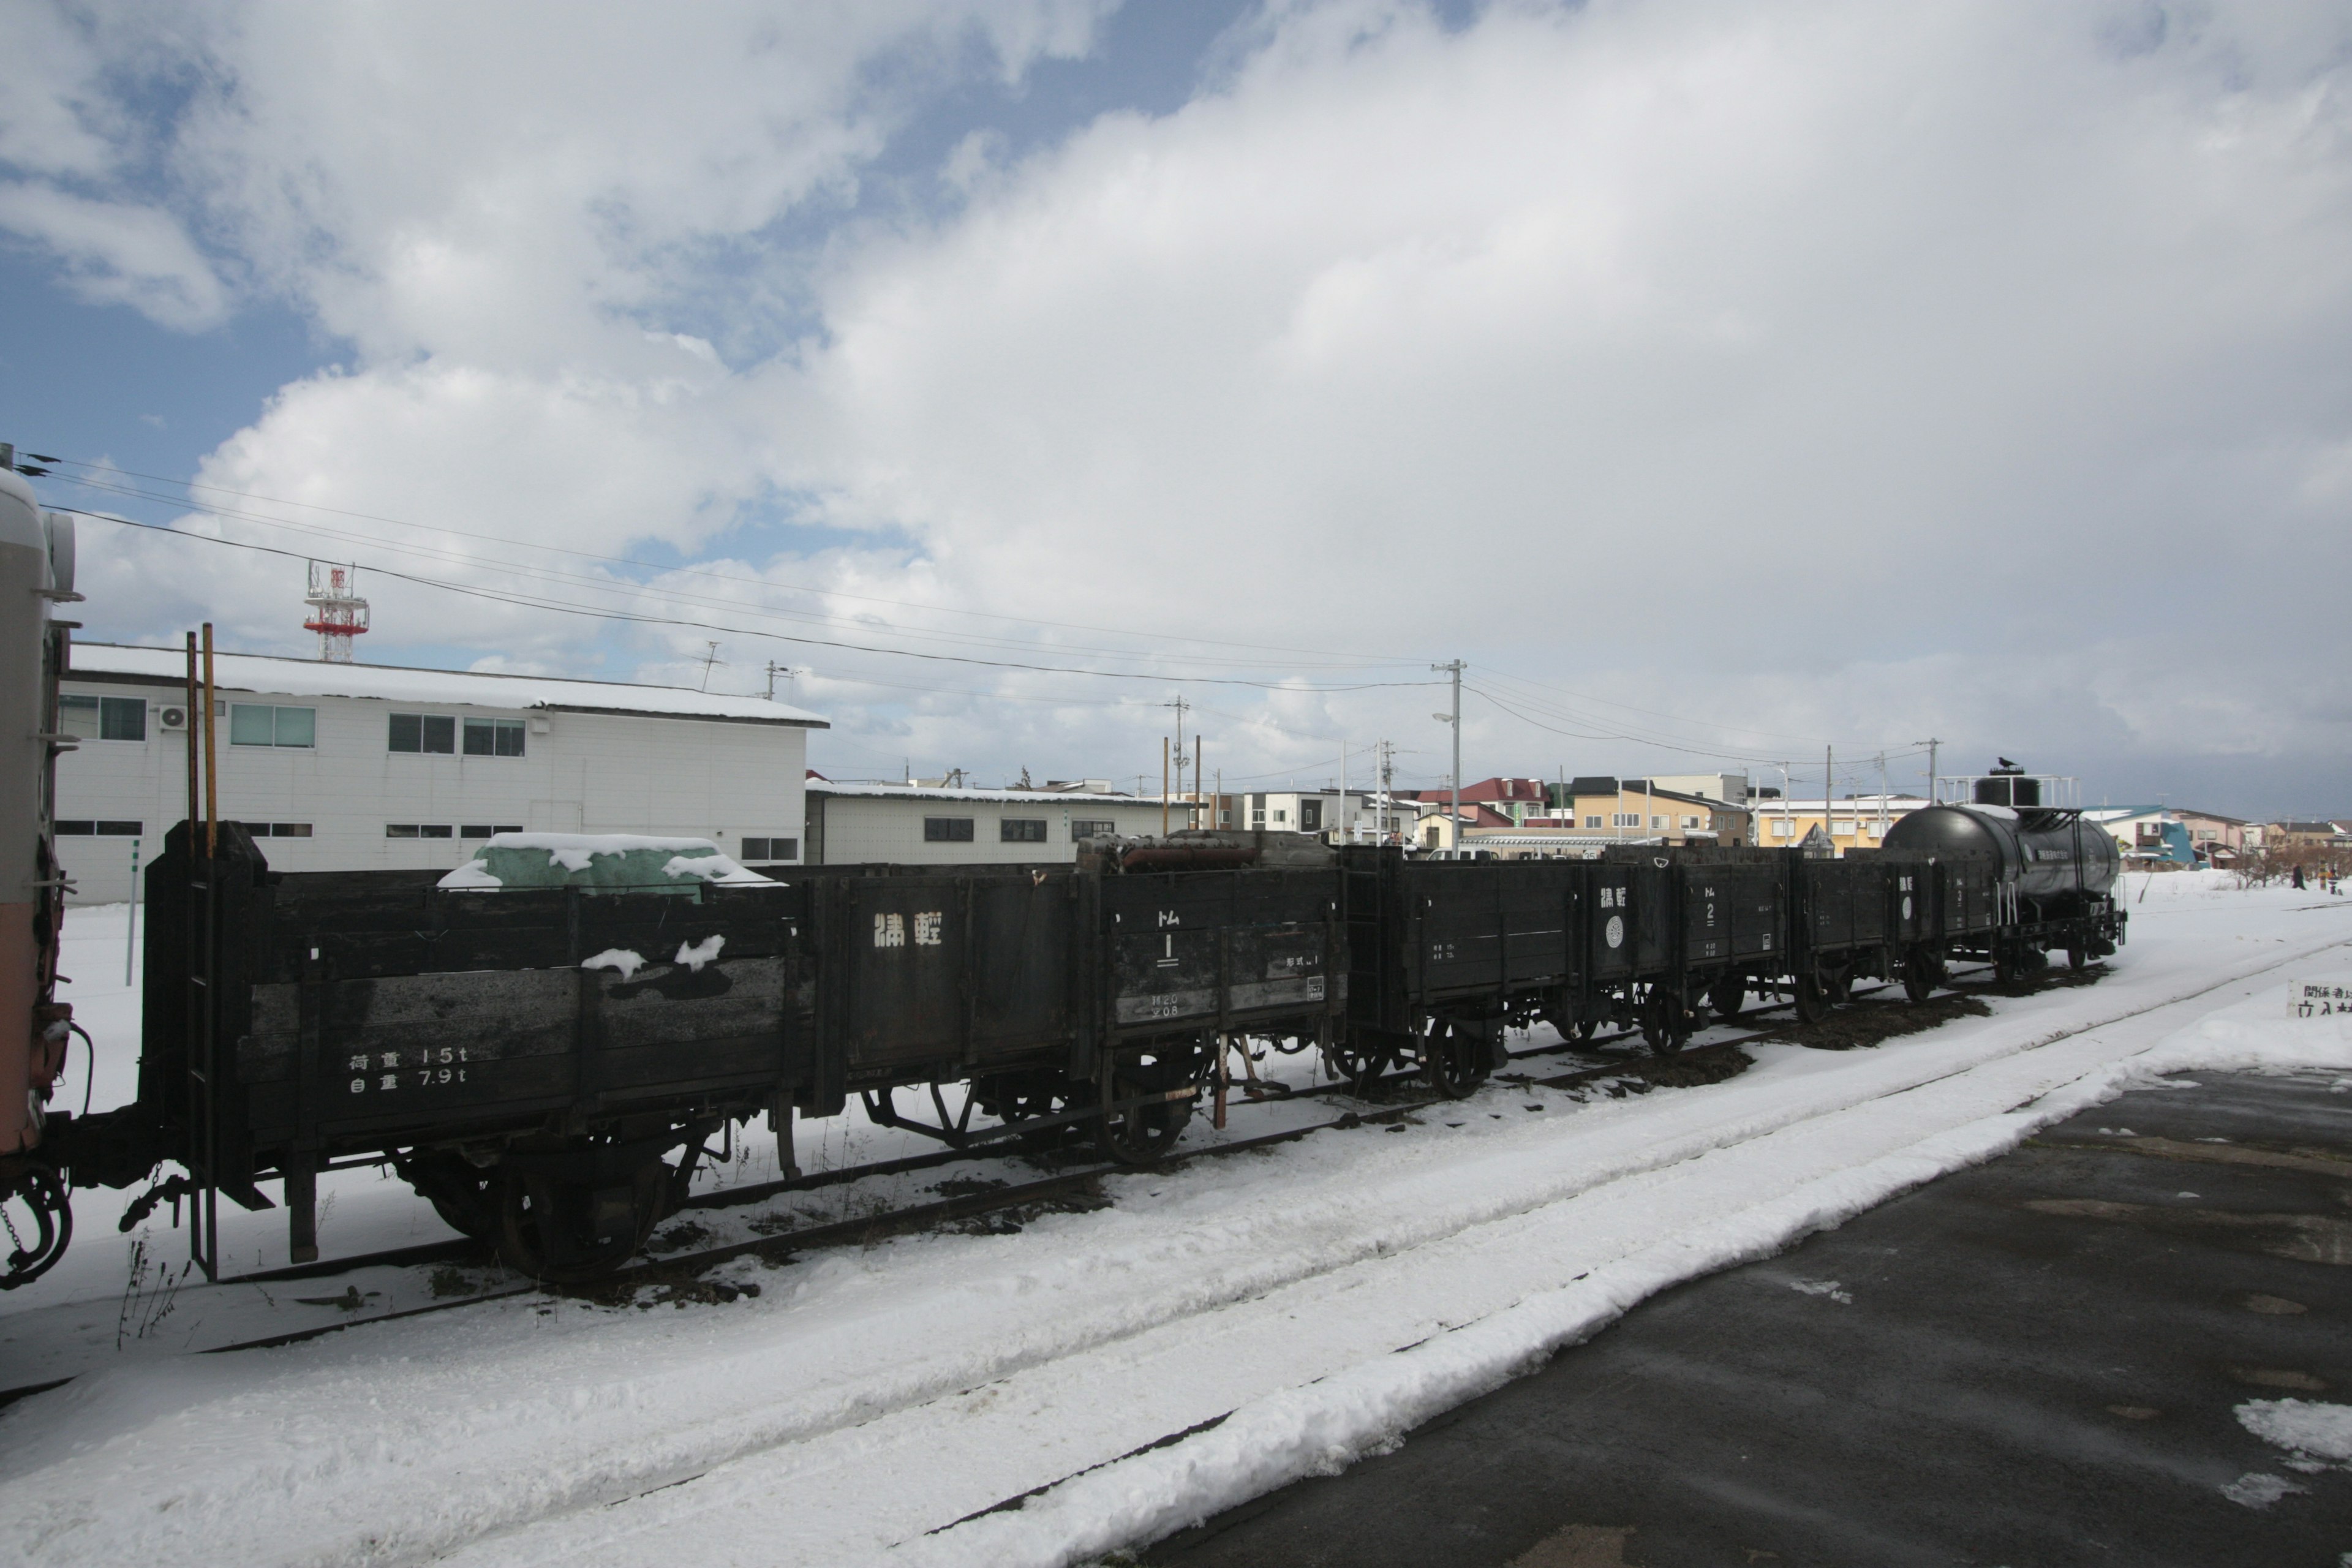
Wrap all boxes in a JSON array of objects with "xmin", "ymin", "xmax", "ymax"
[{"xmin": 1145, "ymin": 1070, "xmax": 2352, "ymax": 1568}]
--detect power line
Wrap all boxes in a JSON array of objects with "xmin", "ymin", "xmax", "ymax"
[
  {"xmin": 58, "ymin": 506, "xmax": 1441, "ymax": 693},
  {"xmin": 34, "ymin": 456, "xmax": 1419, "ymax": 672},
  {"xmin": 1464, "ymin": 684, "xmax": 1928, "ymax": 770},
  {"xmin": 53, "ymin": 469, "xmax": 1407, "ymax": 674}
]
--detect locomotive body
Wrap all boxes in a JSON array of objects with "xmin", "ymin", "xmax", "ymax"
[{"xmin": 0, "ymin": 459, "xmax": 77, "ymax": 1284}]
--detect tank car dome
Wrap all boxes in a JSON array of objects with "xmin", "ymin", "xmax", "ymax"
[{"xmin": 1881, "ymin": 805, "xmax": 2021, "ymax": 879}]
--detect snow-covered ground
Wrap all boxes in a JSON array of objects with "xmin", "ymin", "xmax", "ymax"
[{"xmin": 2, "ymin": 871, "xmax": 2348, "ymax": 1567}]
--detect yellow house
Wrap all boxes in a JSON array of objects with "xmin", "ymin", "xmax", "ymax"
[
  {"xmin": 1751, "ymin": 794, "xmax": 1929, "ymax": 853},
  {"xmin": 1547, "ymin": 778, "xmax": 1752, "ymax": 846}
]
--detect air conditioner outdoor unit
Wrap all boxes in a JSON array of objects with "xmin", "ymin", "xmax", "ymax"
[{"xmin": 159, "ymin": 706, "xmax": 188, "ymax": 731}]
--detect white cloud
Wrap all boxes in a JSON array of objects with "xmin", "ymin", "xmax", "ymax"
[
  {"xmin": 0, "ymin": 182, "xmax": 228, "ymax": 328},
  {"xmin": 42, "ymin": 0, "xmax": 2352, "ymax": 806}
]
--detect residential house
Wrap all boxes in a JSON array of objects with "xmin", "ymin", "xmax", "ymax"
[
  {"xmin": 2083, "ymin": 807, "xmax": 2197, "ymax": 867},
  {"xmin": 1750, "ymin": 793, "xmax": 1930, "ymax": 854}
]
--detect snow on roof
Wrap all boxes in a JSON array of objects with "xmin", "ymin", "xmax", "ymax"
[
  {"xmin": 65, "ymin": 642, "xmax": 827, "ymax": 727},
  {"xmin": 809, "ymin": 780, "xmax": 1162, "ymax": 808}
]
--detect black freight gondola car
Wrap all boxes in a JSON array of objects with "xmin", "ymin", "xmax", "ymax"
[
  {"xmin": 74, "ymin": 826, "xmax": 1351, "ymax": 1281},
  {"xmin": 34, "ymin": 800, "xmax": 2124, "ymax": 1287},
  {"xmin": 123, "ymin": 821, "xmax": 809, "ymax": 1281}
]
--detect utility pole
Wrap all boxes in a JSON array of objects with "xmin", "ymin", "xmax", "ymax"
[
  {"xmin": 764, "ymin": 662, "xmax": 801, "ymax": 703},
  {"xmin": 1433, "ymin": 660, "xmax": 1464, "ymax": 854},
  {"xmin": 1338, "ymin": 740, "xmax": 1347, "ymax": 845},
  {"xmin": 698, "ymin": 641, "xmax": 723, "ymax": 692},
  {"xmin": 1876, "ymin": 751, "xmax": 1890, "ymax": 836},
  {"xmin": 1914, "ymin": 737, "xmax": 1940, "ymax": 803},
  {"xmin": 1161, "ymin": 737, "xmax": 1170, "ymax": 837},
  {"xmin": 1164, "ymin": 695, "xmax": 1191, "ymax": 832}
]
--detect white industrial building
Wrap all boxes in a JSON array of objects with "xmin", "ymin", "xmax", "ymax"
[
  {"xmin": 804, "ymin": 781, "xmax": 1184, "ymax": 865},
  {"xmin": 55, "ymin": 642, "xmax": 827, "ymax": 903}
]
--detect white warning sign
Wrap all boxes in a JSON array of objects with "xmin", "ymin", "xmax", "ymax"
[{"xmin": 2290, "ymin": 974, "xmax": 2352, "ymax": 1020}]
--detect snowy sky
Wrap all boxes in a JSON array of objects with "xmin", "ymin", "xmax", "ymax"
[{"xmin": 2, "ymin": 1, "xmax": 2346, "ymax": 816}]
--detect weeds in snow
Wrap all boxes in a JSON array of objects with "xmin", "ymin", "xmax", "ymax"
[{"xmin": 115, "ymin": 1231, "xmax": 193, "ymax": 1349}]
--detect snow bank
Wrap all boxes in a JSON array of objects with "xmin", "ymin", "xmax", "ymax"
[
  {"xmin": 909, "ymin": 995, "xmax": 2352, "ymax": 1567},
  {"xmin": 2119, "ymin": 869, "xmax": 2258, "ymax": 904},
  {"xmin": 2239, "ymin": 1399, "xmax": 2352, "ymax": 1466},
  {"xmin": 7, "ymin": 888, "xmax": 2346, "ymax": 1568}
]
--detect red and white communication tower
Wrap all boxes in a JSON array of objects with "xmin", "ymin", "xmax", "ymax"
[{"xmin": 303, "ymin": 561, "xmax": 371, "ymax": 662}]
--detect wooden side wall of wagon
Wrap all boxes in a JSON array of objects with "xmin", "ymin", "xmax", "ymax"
[
  {"xmin": 817, "ymin": 872, "xmax": 1078, "ymax": 1082},
  {"xmin": 1678, "ymin": 861, "xmax": 1784, "ymax": 968},
  {"xmin": 1099, "ymin": 867, "xmax": 1344, "ymax": 1042},
  {"xmin": 1393, "ymin": 861, "xmax": 1579, "ymax": 1009}
]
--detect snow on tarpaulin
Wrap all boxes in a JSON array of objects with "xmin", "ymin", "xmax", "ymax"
[{"xmin": 437, "ymin": 833, "xmax": 774, "ymax": 895}]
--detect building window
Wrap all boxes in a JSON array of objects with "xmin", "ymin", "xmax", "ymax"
[
  {"xmin": 1681, "ymin": 815, "xmax": 1702, "ymax": 830},
  {"xmin": 463, "ymin": 717, "xmax": 526, "ymax": 757},
  {"xmin": 386, "ymin": 824, "xmax": 454, "ymax": 839},
  {"xmin": 389, "ymin": 713, "xmax": 456, "ymax": 754},
  {"xmin": 1300, "ymin": 800, "xmax": 1322, "ymax": 831},
  {"xmin": 1273, "ymin": 809, "xmax": 1288, "ymax": 824},
  {"xmin": 1001, "ymin": 818, "xmax": 1047, "ymax": 843},
  {"xmin": 1072, "ymin": 819, "xmax": 1117, "ymax": 839},
  {"xmin": 1251, "ymin": 810, "xmax": 1265, "ymax": 827},
  {"xmin": 1613, "ymin": 813, "xmax": 1641, "ymax": 828},
  {"xmin": 228, "ymin": 704, "xmax": 314, "ymax": 748},
  {"xmin": 54, "ymin": 820, "xmax": 143, "ymax": 836},
  {"xmin": 1584, "ymin": 815, "xmax": 1602, "ymax": 829},
  {"xmin": 924, "ymin": 817, "xmax": 975, "ymax": 843},
  {"xmin": 741, "ymin": 836, "xmax": 798, "ymax": 861},
  {"xmin": 460, "ymin": 824, "xmax": 524, "ymax": 840},
  {"xmin": 236, "ymin": 822, "xmax": 313, "ymax": 838},
  {"xmin": 1831, "ymin": 821, "xmax": 1855, "ymax": 835},
  {"xmin": 60, "ymin": 694, "xmax": 146, "ymax": 741}
]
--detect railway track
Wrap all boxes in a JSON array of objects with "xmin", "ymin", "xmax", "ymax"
[{"xmin": 0, "ymin": 964, "xmax": 2048, "ymax": 1409}]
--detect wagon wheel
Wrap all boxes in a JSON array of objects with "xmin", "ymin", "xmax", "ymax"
[
  {"xmin": 1640, "ymin": 989, "xmax": 1691, "ymax": 1055},
  {"xmin": 1992, "ymin": 943, "xmax": 2019, "ymax": 985},
  {"xmin": 1707, "ymin": 973, "xmax": 1746, "ymax": 1023},
  {"xmin": 1902, "ymin": 948, "xmax": 1939, "ymax": 1005},
  {"xmin": 1420, "ymin": 1018, "xmax": 1490, "ymax": 1100},
  {"xmin": 497, "ymin": 1158, "xmax": 669, "ymax": 1284},
  {"xmin": 400, "ymin": 1153, "xmax": 499, "ymax": 1242},
  {"xmin": 2068, "ymin": 941, "xmax": 2090, "ymax": 970},
  {"xmin": 1792, "ymin": 969, "xmax": 1831, "ymax": 1025},
  {"xmin": 1093, "ymin": 1047, "xmax": 1199, "ymax": 1166},
  {"xmin": 1823, "ymin": 960, "xmax": 1854, "ymax": 1005},
  {"xmin": 1327, "ymin": 1038, "xmax": 1390, "ymax": 1096}
]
